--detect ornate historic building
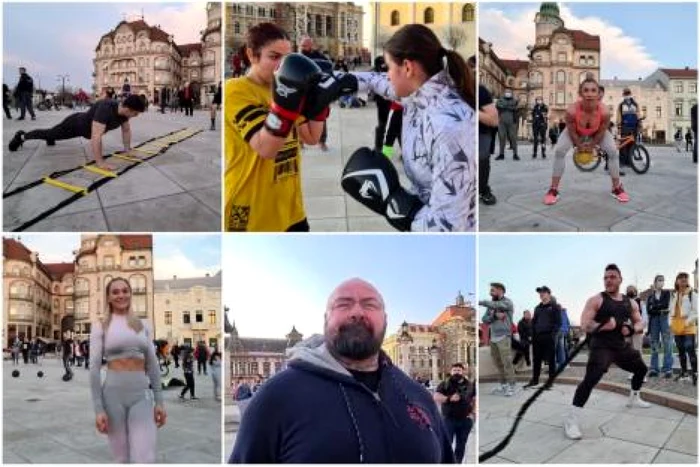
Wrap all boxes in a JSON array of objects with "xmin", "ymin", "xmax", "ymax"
[
  {"xmin": 93, "ymin": 3, "xmax": 221, "ymax": 106},
  {"xmin": 646, "ymin": 68, "xmax": 698, "ymax": 141},
  {"xmin": 480, "ymin": 2, "xmax": 601, "ymax": 134},
  {"xmin": 3, "ymin": 235, "xmax": 154, "ymax": 347},
  {"xmin": 153, "ymin": 271, "xmax": 221, "ymax": 349},
  {"xmin": 382, "ymin": 292, "xmax": 476, "ymax": 381},
  {"xmin": 225, "ymin": 316, "xmax": 303, "ymax": 389},
  {"xmin": 371, "ymin": 2, "xmax": 475, "ymax": 59},
  {"xmin": 226, "ymin": 2, "xmax": 364, "ymax": 63}
]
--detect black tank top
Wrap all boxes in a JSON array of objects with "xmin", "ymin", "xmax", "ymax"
[{"xmin": 591, "ymin": 292, "xmax": 632, "ymax": 348}]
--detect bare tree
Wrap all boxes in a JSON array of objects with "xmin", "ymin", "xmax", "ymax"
[{"xmin": 442, "ymin": 25, "xmax": 468, "ymax": 52}]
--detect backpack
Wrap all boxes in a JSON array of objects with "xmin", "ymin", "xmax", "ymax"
[{"xmin": 619, "ymin": 98, "xmax": 639, "ymax": 129}]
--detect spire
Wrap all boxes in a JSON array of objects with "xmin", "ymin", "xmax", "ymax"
[
  {"xmin": 286, "ymin": 325, "xmax": 303, "ymax": 348},
  {"xmin": 456, "ymin": 290, "xmax": 465, "ymax": 306}
]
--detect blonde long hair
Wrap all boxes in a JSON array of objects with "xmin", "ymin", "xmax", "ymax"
[{"xmin": 102, "ymin": 277, "xmax": 143, "ymax": 333}]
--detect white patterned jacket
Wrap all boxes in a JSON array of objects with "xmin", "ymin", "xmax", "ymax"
[{"xmin": 352, "ymin": 69, "xmax": 475, "ymax": 232}]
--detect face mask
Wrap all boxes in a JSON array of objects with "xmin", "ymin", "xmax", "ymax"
[{"xmin": 504, "ymin": 92, "xmax": 512, "ymax": 98}]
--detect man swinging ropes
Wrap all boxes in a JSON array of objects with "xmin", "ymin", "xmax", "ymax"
[{"xmin": 8, "ymin": 95, "xmax": 146, "ymax": 171}]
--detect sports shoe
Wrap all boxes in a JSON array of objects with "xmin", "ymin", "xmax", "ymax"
[
  {"xmin": 490, "ymin": 383, "xmax": 506, "ymax": 395},
  {"xmin": 9, "ymin": 131, "xmax": 25, "ymax": 152},
  {"xmin": 543, "ymin": 188, "xmax": 559, "ymax": 205},
  {"xmin": 648, "ymin": 370, "xmax": 659, "ymax": 377},
  {"xmin": 504, "ymin": 384, "xmax": 515, "ymax": 397},
  {"xmin": 480, "ymin": 190, "xmax": 497, "ymax": 205},
  {"xmin": 46, "ymin": 138, "xmax": 55, "ymax": 146},
  {"xmin": 495, "ymin": 154, "xmax": 505, "ymax": 160},
  {"xmin": 523, "ymin": 381, "xmax": 538, "ymax": 389},
  {"xmin": 564, "ymin": 410, "xmax": 582, "ymax": 440},
  {"xmin": 513, "ymin": 155, "xmax": 521, "ymax": 161},
  {"xmin": 611, "ymin": 185, "xmax": 630, "ymax": 203},
  {"xmin": 626, "ymin": 390, "xmax": 651, "ymax": 408},
  {"xmin": 664, "ymin": 371, "xmax": 673, "ymax": 379}
]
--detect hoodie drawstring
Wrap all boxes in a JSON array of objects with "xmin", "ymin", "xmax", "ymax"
[{"xmin": 339, "ymin": 383, "xmax": 365, "ymax": 463}]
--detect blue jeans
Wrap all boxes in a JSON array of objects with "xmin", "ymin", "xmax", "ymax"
[
  {"xmin": 649, "ymin": 314, "xmax": 673, "ymax": 373},
  {"xmin": 555, "ymin": 331, "xmax": 567, "ymax": 370},
  {"xmin": 444, "ymin": 417, "xmax": 473, "ymax": 463}
]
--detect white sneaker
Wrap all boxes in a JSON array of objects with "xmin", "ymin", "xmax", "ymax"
[
  {"xmin": 626, "ymin": 390, "xmax": 651, "ymax": 408},
  {"xmin": 505, "ymin": 384, "xmax": 515, "ymax": 397},
  {"xmin": 491, "ymin": 383, "xmax": 506, "ymax": 395},
  {"xmin": 564, "ymin": 409, "xmax": 583, "ymax": 440}
]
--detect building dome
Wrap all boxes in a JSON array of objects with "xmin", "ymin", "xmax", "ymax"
[{"xmin": 539, "ymin": 2, "xmax": 560, "ymax": 18}]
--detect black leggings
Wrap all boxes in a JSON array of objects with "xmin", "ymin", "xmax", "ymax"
[
  {"xmin": 181, "ymin": 373, "xmax": 195, "ymax": 397},
  {"xmin": 674, "ymin": 335, "xmax": 697, "ymax": 374},
  {"xmin": 533, "ymin": 125, "xmax": 547, "ymax": 155},
  {"xmin": 24, "ymin": 113, "xmax": 88, "ymax": 142},
  {"xmin": 573, "ymin": 342, "xmax": 647, "ymax": 407},
  {"xmin": 385, "ymin": 108, "xmax": 403, "ymax": 147}
]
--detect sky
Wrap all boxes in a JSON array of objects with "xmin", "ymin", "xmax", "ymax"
[
  {"xmin": 480, "ymin": 3, "xmax": 697, "ymax": 80},
  {"xmin": 479, "ymin": 234, "xmax": 698, "ymax": 326},
  {"xmin": 3, "ymin": 2, "xmax": 209, "ymax": 92},
  {"xmin": 5, "ymin": 234, "xmax": 220, "ymax": 280},
  {"xmin": 223, "ymin": 235, "xmax": 476, "ymax": 339}
]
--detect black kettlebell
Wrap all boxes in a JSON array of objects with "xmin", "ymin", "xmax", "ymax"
[
  {"xmin": 37, "ymin": 371, "xmax": 44, "ymax": 378},
  {"xmin": 12, "ymin": 369, "xmax": 20, "ymax": 378}
]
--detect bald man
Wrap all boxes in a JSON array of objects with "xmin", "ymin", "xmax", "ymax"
[{"xmin": 229, "ymin": 278, "xmax": 454, "ymax": 463}]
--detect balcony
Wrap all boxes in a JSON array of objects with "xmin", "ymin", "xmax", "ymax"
[
  {"xmin": 154, "ymin": 62, "xmax": 170, "ymax": 71},
  {"xmin": 132, "ymin": 287, "xmax": 147, "ymax": 295},
  {"xmin": 77, "ymin": 265, "xmax": 97, "ymax": 273},
  {"xmin": 4, "ymin": 271, "xmax": 31, "ymax": 278},
  {"xmin": 74, "ymin": 312, "xmax": 90, "ymax": 321},
  {"xmin": 203, "ymin": 58, "xmax": 215, "ymax": 65},
  {"xmin": 9, "ymin": 292, "xmax": 33, "ymax": 301},
  {"xmin": 191, "ymin": 322, "xmax": 210, "ymax": 331},
  {"xmin": 74, "ymin": 290, "xmax": 90, "ymax": 298},
  {"xmin": 7, "ymin": 314, "xmax": 33, "ymax": 323},
  {"xmin": 98, "ymin": 264, "xmax": 119, "ymax": 272}
]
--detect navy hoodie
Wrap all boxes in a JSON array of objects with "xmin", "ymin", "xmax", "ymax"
[{"xmin": 229, "ymin": 335, "xmax": 455, "ymax": 463}]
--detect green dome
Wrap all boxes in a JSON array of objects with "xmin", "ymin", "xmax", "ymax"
[{"xmin": 539, "ymin": 2, "xmax": 560, "ymax": 18}]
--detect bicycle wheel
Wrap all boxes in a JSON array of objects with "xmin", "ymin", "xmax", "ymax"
[
  {"xmin": 629, "ymin": 144, "xmax": 650, "ymax": 174},
  {"xmin": 573, "ymin": 149, "xmax": 601, "ymax": 172}
]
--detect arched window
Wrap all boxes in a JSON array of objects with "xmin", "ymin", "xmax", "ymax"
[
  {"xmin": 462, "ymin": 4, "xmax": 474, "ymax": 22},
  {"xmin": 424, "ymin": 7, "xmax": 434, "ymax": 24},
  {"xmin": 234, "ymin": 22, "xmax": 240, "ymax": 34},
  {"xmin": 556, "ymin": 70, "xmax": 566, "ymax": 83},
  {"xmin": 390, "ymin": 10, "xmax": 400, "ymax": 26}
]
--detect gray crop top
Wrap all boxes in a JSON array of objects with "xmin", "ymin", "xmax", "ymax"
[{"xmin": 89, "ymin": 314, "xmax": 163, "ymax": 414}]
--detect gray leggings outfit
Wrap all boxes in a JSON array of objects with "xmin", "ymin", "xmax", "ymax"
[
  {"xmin": 102, "ymin": 370, "xmax": 157, "ymax": 463},
  {"xmin": 552, "ymin": 128, "xmax": 619, "ymax": 178}
]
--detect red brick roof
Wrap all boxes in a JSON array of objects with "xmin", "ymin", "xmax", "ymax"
[
  {"xmin": 660, "ymin": 68, "xmax": 698, "ymax": 79},
  {"xmin": 97, "ymin": 20, "xmax": 172, "ymax": 51},
  {"xmin": 3, "ymin": 238, "xmax": 32, "ymax": 263},
  {"xmin": 432, "ymin": 305, "xmax": 473, "ymax": 327},
  {"xmin": 120, "ymin": 235, "xmax": 152, "ymax": 250},
  {"xmin": 179, "ymin": 43, "xmax": 202, "ymax": 57},
  {"xmin": 500, "ymin": 59, "xmax": 529, "ymax": 75},
  {"xmin": 406, "ymin": 323, "xmax": 438, "ymax": 334},
  {"xmin": 555, "ymin": 28, "xmax": 600, "ymax": 51},
  {"xmin": 44, "ymin": 263, "xmax": 75, "ymax": 280}
]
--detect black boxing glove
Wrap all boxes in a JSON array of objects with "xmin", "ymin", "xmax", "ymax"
[
  {"xmin": 341, "ymin": 147, "xmax": 423, "ymax": 231},
  {"xmin": 264, "ymin": 54, "xmax": 322, "ymax": 138},
  {"xmin": 303, "ymin": 73, "xmax": 359, "ymax": 121}
]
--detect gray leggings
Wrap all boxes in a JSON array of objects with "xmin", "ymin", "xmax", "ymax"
[
  {"xmin": 103, "ymin": 371, "xmax": 157, "ymax": 463},
  {"xmin": 552, "ymin": 129, "xmax": 619, "ymax": 178}
]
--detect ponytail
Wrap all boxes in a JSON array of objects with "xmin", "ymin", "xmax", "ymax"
[{"xmin": 444, "ymin": 49, "xmax": 475, "ymax": 109}]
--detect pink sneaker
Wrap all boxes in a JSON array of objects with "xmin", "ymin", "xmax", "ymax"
[
  {"xmin": 611, "ymin": 185, "xmax": 630, "ymax": 203},
  {"xmin": 543, "ymin": 188, "xmax": 559, "ymax": 205}
]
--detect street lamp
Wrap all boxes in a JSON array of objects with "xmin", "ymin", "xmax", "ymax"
[{"xmin": 57, "ymin": 74, "xmax": 70, "ymax": 107}]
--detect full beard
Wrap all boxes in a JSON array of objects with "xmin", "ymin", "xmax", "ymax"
[{"xmin": 327, "ymin": 320, "xmax": 385, "ymax": 361}]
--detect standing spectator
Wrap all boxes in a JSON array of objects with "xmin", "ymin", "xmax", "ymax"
[
  {"xmin": 171, "ymin": 342, "xmax": 180, "ymax": 368},
  {"xmin": 549, "ymin": 124, "xmax": 559, "ymax": 147},
  {"xmin": 472, "ymin": 55, "xmax": 498, "ymax": 206},
  {"xmin": 30, "ymin": 338, "xmax": 40, "ymax": 364},
  {"xmin": 210, "ymin": 82, "xmax": 221, "ymax": 130},
  {"xmin": 670, "ymin": 272, "xmax": 698, "ymax": 385},
  {"xmin": 210, "ymin": 348, "xmax": 222, "ymax": 401},
  {"xmin": 647, "ymin": 274, "xmax": 673, "ymax": 378},
  {"xmin": 691, "ymin": 104, "xmax": 697, "ymax": 163},
  {"xmin": 685, "ymin": 128, "xmax": 693, "ymax": 152},
  {"xmin": 3, "ymin": 83, "xmax": 12, "ymax": 119},
  {"xmin": 234, "ymin": 378, "xmax": 253, "ymax": 418},
  {"xmin": 196, "ymin": 341, "xmax": 209, "ymax": 375},
  {"xmin": 182, "ymin": 82, "xmax": 194, "ymax": 116},
  {"xmin": 513, "ymin": 310, "xmax": 533, "ymax": 368},
  {"xmin": 675, "ymin": 128, "xmax": 683, "ymax": 152},
  {"xmin": 555, "ymin": 306, "xmax": 571, "ymax": 370},
  {"xmin": 81, "ymin": 339, "xmax": 90, "ymax": 370},
  {"xmin": 495, "ymin": 88, "xmax": 519, "ymax": 160},
  {"xmin": 159, "ymin": 87, "xmax": 167, "ymax": 114},
  {"xmin": 15, "ymin": 67, "xmax": 36, "ymax": 121},
  {"xmin": 479, "ymin": 282, "xmax": 516, "ymax": 396},
  {"xmin": 525, "ymin": 287, "xmax": 561, "ymax": 389},
  {"xmin": 21, "ymin": 337, "xmax": 30, "ymax": 364},
  {"xmin": 11, "ymin": 336, "xmax": 21, "ymax": 365},
  {"xmin": 121, "ymin": 78, "xmax": 131, "ymax": 98},
  {"xmin": 180, "ymin": 348, "xmax": 198, "ymax": 400},
  {"xmin": 433, "ymin": 363, "xmax": 475, "ymax": 463}
]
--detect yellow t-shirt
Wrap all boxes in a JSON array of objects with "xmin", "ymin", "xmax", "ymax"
[{"xmin": 224, "ymin": 76, "xmax": 305, "ymax": 232}]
